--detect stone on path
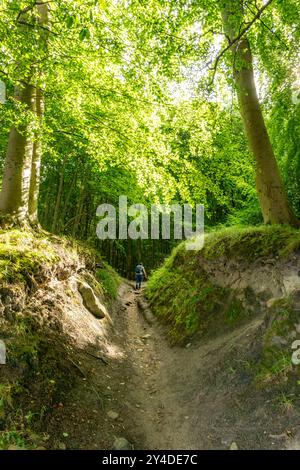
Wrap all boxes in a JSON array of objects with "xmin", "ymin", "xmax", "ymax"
[
  {"xmin": 0, "ymin": 340, "xmax": 6, "ymax": 364},
  {"xmin": 107, "ymin": 410, "xmax": 119, "ymax": 420},
  {"xmin": 230, "ymin": 442, "xmax": 238, "ymax": 450},
  {"xmin": 78, "ymin": 281, "xmax": 108, "ymax": 319},
  {"xmin": 113, "ymin": 437, "xmax": 132, "ymax": 450},
  {"xmin": 142, "ymin": 334, "xmax": 151, "ymax": 340},
  {"xmin": 270, "ymin": 335, "xmax": 288, "ymax": 348}
]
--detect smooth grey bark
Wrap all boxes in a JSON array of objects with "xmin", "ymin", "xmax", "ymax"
[
  {"xmin": 0, "ymin": 2, "xmax": 49, "ymax": 226},
  {"xmin": 28, "ymin": 2, "xmax": 49, "ymax": 226},
  {"xmin": 0, "ymin": 83, "xmax": 35, "ymax": 224},
  {"xmin": 28, "ymin": 87, "xmax": 44, "ymax": 225}
]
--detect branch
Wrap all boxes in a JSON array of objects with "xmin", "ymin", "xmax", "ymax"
[
  {"xmin": 209, "ymin": 0, "xmax": 275, "ymax": 86},
  {"xmin": 17, "ymin": 1, "xmax": 37, "ymax": 20},
  {"xmin": 16, "ymin": 1, "xmax": 56, "ymax": 34},
  {"xmin": 245, "ymin": 2, "xmax": 289, "ymax": 50},
  {"xmin": 16, "ymin": 0, "xmax": 53, "ymax": 20},
  {"xmin": 53, "ymin": 129, "xmax": 86, "ymax": 139},
  {"xmin": 0, "ymin": 68, "xmax": 37, "ymax": 88},
  {"xmin": 17, "ymin": 19, "xmax": 57, "ymax": 35},
  {"xmin": 200, "ymin": 28, "xmax": 230, "ymax": 42}
]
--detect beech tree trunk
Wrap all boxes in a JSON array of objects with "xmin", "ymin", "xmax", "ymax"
[
  {"xmin": 0, "ymin": 83, "xmax": 35, "ymax": 224},
  {"xmin": 52, "ymin": 154, "xmax": 68, "ymax": 233},
  {"xmin": 221, "ymin": 0, "xmax": 298, "ymax": 226},
  {"xmin": 28, "ymin": 3, "xmax": 49, "ymax": 226},
  {"xmin": 0, "ymin": 2, "xmax": 49, "ymax": 227},
  {"xmin": 28, "ymin": 87, "xmax": 44, "ymax": 225}
]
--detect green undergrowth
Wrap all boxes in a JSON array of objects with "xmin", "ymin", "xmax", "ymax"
[
  {"xmin": 203, "ymin": 224, "xmax": 300, "ymax": 260},
  {"xmin": 147, "ymin": 264, "xmax": 250, "ymax": 344},
  {"xmin": 147, "ymin": 225, "xmax": 300, "ymax": 343},
  {"xmin": 0, "ymin": 313, "xmax": 78, "ymax": 449},
  {"xmin": 0, "ymin": 230, "xmax": 59, "ymax": 285},
  {"xmin": 96, "ymin": 262, "xmax": 121, "ymax": 301},
  {"xmin": 0, "ymin": 229, "xmax": 120, "ymax": 298},
  {"xmin": 253, "ymin": 299, "xmax": 300, "ymax": 389}
]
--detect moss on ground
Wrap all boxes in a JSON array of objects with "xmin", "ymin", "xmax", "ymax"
[
  {"xmin": 252, "ymin": 299, "xmax": 300, "ymax": 388},
  {"xmin": 96, "ymin": 262, "xmax": 121, "ymax": 301},
  {"xmin": 0, "ymin": 310, "xmax": 78, "ymax": 449},
  {"xmin": 147, "ymin": 251, "xmax": 250, "ymax": 343},
  {"xmin": 203, "ymin": 224, "xmax": 300, "ymax": 260},
  {"xmin": 0, "ymin": 229, "xmax": 120, "ymax": 296},
  {"xmin": 0, "ymin": 230, "xmax": 59, "ymax": 285}
]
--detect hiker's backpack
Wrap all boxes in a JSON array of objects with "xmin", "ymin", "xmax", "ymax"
[{"xmin": 135, "ymin": 265, "xmax": 143, "ymax": 275}]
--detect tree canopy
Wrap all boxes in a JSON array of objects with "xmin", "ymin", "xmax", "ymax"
[{"xmin": 0, "ymin": 0, "xmax": 299, "ymax": 272}]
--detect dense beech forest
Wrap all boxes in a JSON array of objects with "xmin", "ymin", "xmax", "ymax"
[
  {"xmin": 1, "ymin": 0, "xmax": 300, "ymax": 454},
  {"xmin": 0, "ymin": 0, "xmax": 299, "ymax": 272}
]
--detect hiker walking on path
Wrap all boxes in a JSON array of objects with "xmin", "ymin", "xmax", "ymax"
[{"xmin": 135, "ymin": 262, "xmax": 147, "ymax": 290}]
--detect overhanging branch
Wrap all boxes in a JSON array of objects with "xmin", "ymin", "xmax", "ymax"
[{"xmin": 208, "ymin": 0, "xmax": 275, "ymax": 86}]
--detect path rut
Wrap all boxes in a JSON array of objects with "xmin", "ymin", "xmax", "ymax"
[{"xmin": 117, "ymin": 282, "xmax": 197, "ymax": 449}]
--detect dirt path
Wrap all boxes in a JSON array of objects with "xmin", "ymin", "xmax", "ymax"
[
  {"xmin": 116, "ymin": 282, "xmax": 197, "ymax": 450},
  {"xmin": 45, "ymin": 280, "xmax": 199, "ymax": 450},
  {"xmin": 49, "ymin": 281, "xmax": 300, "ymax": 450},
  {"xmin": 107, "ymin": 282, "xmax": 300, "ymax": 450}
]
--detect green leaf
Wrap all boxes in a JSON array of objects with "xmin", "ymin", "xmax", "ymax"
[
  {"xmin": 79, "ymin": 28, "xmax": 90, "ymax": 41},
  {"xmin": 66, "ymin": 16, "xmax": 74, "ymax": 28}
]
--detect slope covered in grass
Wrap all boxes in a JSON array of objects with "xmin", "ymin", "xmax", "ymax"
[{"xmin": 146, "ymin": 225, "xmax": 300, "ymax": 344}]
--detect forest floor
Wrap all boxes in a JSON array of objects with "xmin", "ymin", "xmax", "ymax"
[{"xmin": 48, "ymin": 281, "xmax": 300, "ymax": 450}]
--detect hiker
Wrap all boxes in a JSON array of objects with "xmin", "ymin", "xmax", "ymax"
[{"xmin": 135, "ymin": 262, "xmax": 147, "ymax": 290}]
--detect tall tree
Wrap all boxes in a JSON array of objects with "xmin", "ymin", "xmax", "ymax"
[
  {"xmin": 220, "ymin": 0, "xmax": 298, "ymax": 226},
  {"xmin": 0, "ymin": 1, "xmax": 49, "ymax": 226},
  {"xmin": 28, "ymin": 2, "xmax": 49, "ymax": 226},
  {"xmin": 0, "ymin": 83, "xmax": 34, "ymax": 224},
  {"xmin": 28, "ymin": 87, "xmax": 44, "ymax": 226}
]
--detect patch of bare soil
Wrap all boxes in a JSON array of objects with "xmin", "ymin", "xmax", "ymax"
[{"xmin": 50, "ymin": 282, "xmax": 300, "ymax": 450}]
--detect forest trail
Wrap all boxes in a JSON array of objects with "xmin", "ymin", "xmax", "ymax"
[
  {"xmin": 114, "ymin": 282, "xmax": 198, "ymax": 450},
  {"xmin": 97, "ymin": 282, "xmax": 300, "ymax": 451},
  {"xmin": 2, "ymin": 249, "xmax": 300, "ymax": 450},
  {"xmin": 100, "ymin": 282, "xmax": 268, "ymax": 450}
]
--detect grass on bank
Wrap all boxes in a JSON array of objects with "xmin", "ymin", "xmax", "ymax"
[{"xmin": 146, "ymin": 225, "xmax": 300, "ymax": 344}]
